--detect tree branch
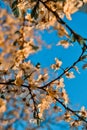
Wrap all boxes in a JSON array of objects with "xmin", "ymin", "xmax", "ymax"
[
  {"xmin": 39, "ymin": 46, "xmax": 86, "ymax": 89},
  {"xmin": 39, "ymin": 0, "xmax": 87, "ymax": 41}
]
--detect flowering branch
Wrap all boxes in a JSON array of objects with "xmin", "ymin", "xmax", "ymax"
[
  {"xmin": 39, "ymin": 46, "xmax": 86, "ymax": 89},
  {"xmin": 55, "ymin": 97, "xmax": 87, "ymax": 124},
  {"xmin": 39, "ymin": 0, "xmax": 87, "ymax": 43}
]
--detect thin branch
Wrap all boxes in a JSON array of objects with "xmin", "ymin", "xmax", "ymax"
[
  {"xmin": 37, "ymin": 87, "xmax": 87, "ymax": 124},
  {"xmin": 0, "ymin": 80, "xmax": 15, "ymax": 86},
  {"xmin": 39, "ymin": 0, "xmax": 87, "ymax": 41},
  {"xmin": 39, "ymin": 47, "xmax": 85, "ymax": 89},
  {"xmin": 55, "ymin": 97, "xmax": 87, "ymax": 124},
  {"xmin": 28, "ymin": 86, "xmax": 39, "ymax": 120},
  {"xmin": 23, "ymin": 70, "xmax": 36, "ymax": 80}
]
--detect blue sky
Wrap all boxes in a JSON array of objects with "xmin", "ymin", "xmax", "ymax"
[
  {"xmin": 0, "ymin": 0, "xmax": 12, "ymax": 13},
  {"xmin": 0, "ymin": 1, "xmax": 87, "ymax": 129}
]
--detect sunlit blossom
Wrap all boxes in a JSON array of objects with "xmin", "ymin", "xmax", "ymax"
[
  {"xmin": 70, "ymin": 120, "xmax": 81, "ymax": 127},
  {"xmin": 37, "ymin": 73, "xmax": 48, "ymax": 82},
  {"xmin": 64, "ymin": 111, "xmax": 72, "ymax": 122},
  {"xmin": 61, "ymin": 89, "xmax": 69, "ymax": 105},
  {"xmin": 65, "ymin": 71, "xmax": 75, "ymax": 79},
  {"xmin": 38, "ymin": 95, "xmax": 53, "ymax": 118},
  {"xmin": 55, "ymin": 78, "xmax": 65, "ymax": 88},
  {"xmin": 51, "ymin": 58, "xmax": 62, "ymax": 71},
  {"xmin": 79, "ymin": 106, "xmax": 87, "ymax": 118},
  {"xmin": 0, "ymin": 98, "xmax": 6, "ymax": 114},
  {"xmin": 57, "ymin": 40, "xmax": 70, "ymax": 48}
]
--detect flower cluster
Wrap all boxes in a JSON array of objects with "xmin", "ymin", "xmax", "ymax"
[{"xmin": 0, "ymin": 0, "xmax": 87, "ymax": 129}]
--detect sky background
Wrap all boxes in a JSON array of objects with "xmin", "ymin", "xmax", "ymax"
[{"xmin": 0, "ymin": 1, "xmax": 87, "ymax": 130}]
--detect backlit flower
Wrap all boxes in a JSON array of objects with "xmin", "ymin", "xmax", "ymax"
[
  {"xmin": 51, "ymin": 58, "xmax": 62, "ymax": 71},
  {"xmin": 56, "ymin": 78, "xmax": 65, "ymax": 88},
  {"xmin": 79, "ymin": 106, "xmax": 87, "ymax": 118},
  {"xmin": 65, "ymin": 72, "xmax": 75, "ymax": 79},
  {"xmin": 0, "ymin": 98, "xmax": 6, "ymax": 114},
  {"xmin": 57, "ymin": 40, "xmax": 70, "ymax": 48}
]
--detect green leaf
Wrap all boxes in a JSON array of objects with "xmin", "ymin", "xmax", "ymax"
[
  {"xmin": 31, "ymin": 7, "xmax": 38, "ymax": 19},
  {"xmin": 80, "ymin": 55, "xmax": 87, "ymax": 60},
  {"xmin": 37, "ymin": 119, "xmax": 40, "ymax": 126},
  {"xmin": 79, "ymin": 39, "xmax": 86, "ymax": 45},
  {"xmin": 12, "ymin": 0, "xmax": 18, "ymax": 9},
  {"xmin": 1, "ymin": 95, "xmax": 5, "ymax": 99},
  {"xmin": 13, "ymin": 41, "xmax": 17, "ymax": 46},
  {"xmin": 30, "ymin": 44, "xmax": 39, "ymax": 51},
  {"xmin": 12, "ymin": 1, "xmax": 22, "ymax": 18},
  {"xmin": 13, "ymin": 7, "xmax": 20, "ymax": 17},
  {"xmin": 36, "ymin": 62, "xmax": 40, "ymax": 69},
  {"xmin": 71, "ymin": 35, "xmax": 76, "ymax": 42},
  {"xmin": 31, "ymin": 1, "xmax": 39, "ymax": 19},
  {"xmin": 82, "ymin": 64, "xmax": 87, "ymax": 69}
]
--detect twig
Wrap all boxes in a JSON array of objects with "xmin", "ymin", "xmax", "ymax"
[
  {"xmin": 39, "ymin": 47, "xmax": 85, "ymax": 89},
  {"xmin": 39, "ymin": 0, "xmax": 87, "ymax": 41}
]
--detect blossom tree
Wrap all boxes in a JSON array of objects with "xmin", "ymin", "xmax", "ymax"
[{"xmin": 0, "ymin": 0, "xmax": 87, "ymax": 129}]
